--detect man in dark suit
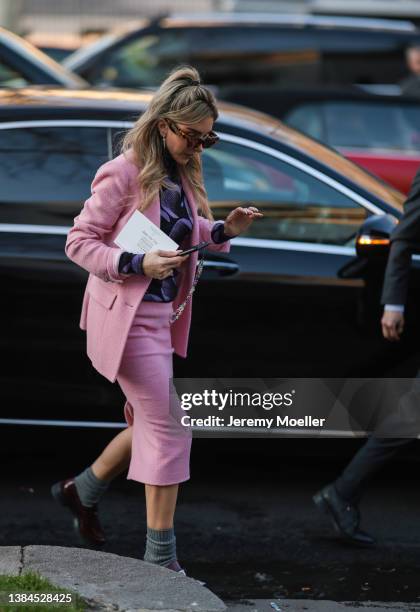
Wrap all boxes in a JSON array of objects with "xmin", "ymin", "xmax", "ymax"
[{"xmin": 313, "ymin": 168, "xmax": 420, "ymax": 546}]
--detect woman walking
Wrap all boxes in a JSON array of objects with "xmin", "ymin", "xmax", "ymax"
[{"xmin": 51, "ymin": 65, "xmax": 262, "ymax": 573}]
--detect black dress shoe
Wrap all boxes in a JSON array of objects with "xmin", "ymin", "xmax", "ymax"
[
  {"xmin": 313, "ymin": 483, "xmax": 376, "ymax": 546},
  {"xmin": 51, "ymin": 478, "xmax": 106, "ymax": 546}
]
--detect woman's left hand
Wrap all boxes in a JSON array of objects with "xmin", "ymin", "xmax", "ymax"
[{"xmin": 223, "ymin": 205, "xmax": 264, "ymax": 237}]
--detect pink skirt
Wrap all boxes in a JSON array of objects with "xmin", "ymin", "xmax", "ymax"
[{"xmin": 116, "ymin": 300, "xmax": 192, "ymax": 485}]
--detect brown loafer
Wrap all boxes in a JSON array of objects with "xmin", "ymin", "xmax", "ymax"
[{"xmin": 51, "ymin": 478, "xmax": 106, "ymax": 546}]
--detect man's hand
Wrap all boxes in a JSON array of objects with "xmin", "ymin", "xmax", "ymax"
[
  {"xmin": 381, "ymin": 310, "xmax": 405, "ymax": 342},
  {"xmin": 224, "ymin": 205, "xmax": 264, "ymax": 237},
  {"xmin": 142, "ymin": 250, "xmax": 189, "ymax": 280}
]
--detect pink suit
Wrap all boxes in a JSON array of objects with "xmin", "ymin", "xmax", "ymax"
[{"xmin": 65, "ymin": 150, "xmax": 230, "ymax": 484}]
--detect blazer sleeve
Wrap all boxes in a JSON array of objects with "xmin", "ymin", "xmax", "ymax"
[
  {"xmin": 197, "ymin": 216, "xmax": 231, "ymax": 253},
  {"xmin": 65, "ymin": 159, "xmax": 132, "ymax": 284},
  {"xmin": 381, "ymin": 167, "xmax": 420, "ymax": 305}
]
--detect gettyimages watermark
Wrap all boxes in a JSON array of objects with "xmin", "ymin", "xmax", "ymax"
[{"xmin": 169, "ymin": 378, "xmax": 420, "ymax": 438}]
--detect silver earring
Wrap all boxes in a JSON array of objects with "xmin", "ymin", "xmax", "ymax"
[{"xmin": 162, "ymin": 135, "xmax": 166, "ymax": 150}]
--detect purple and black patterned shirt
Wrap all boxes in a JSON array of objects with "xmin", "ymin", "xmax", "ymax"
[{"xmin": 118, "ymin": 174, "xmax": 231, "ymax": 303}]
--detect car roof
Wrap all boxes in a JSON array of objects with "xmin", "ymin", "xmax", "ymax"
[
  {"xmin": 0, "ymin": 86, "xmax": 405, "ymax": 212},
  {"xmin": 158, "ymin": 13, "xmax": 418, "ymax": 31},
  {"xmin": 0, "ymin": 85, "xmax": 288, "ymax": 135},
  {"xmin": 0, "ymin": 85, "xmax": 266, "ymax": 119},
  {"xmin": 75, "ymin": 12, "xmax": 419, "ymax": 33}
]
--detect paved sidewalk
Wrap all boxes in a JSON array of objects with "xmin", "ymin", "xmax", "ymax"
[
  {"xmin": 0, "ymin": 545, "xmax": 226, "ymax": 611},
  {"xmin": 1, "ymin": 546, "xmax": 420, "ymax": 611}
]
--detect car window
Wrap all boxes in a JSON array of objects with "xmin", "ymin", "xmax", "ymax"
[
  {"xmin": 0, "ymin": 58, "xmax": 29, "ymax": 87},
  {"xmin": 285, "ymin": 100, "xmax": 420, "ymax": 154},
  {"xmin": 84, "ymin": 26, "xmax": 420, "ymax": 88},
  {"xmin": 86, "ymin": 27, "xmax": 321, "ymax": 88},
  {"xmin": 203, "ymin": 140, "xmax": 367, "ymax": 245},
  {"xmin": 185, "ymin": 27, "xmax": 322, "ymax": 87},
  {"xmin": 0, "ymin": 126, "xmax": 109, "ymax": 225},
  {"xmin": 283, "ymin": 104, "xmax": 325, "ymax": 142},
  {"xmin": 323, "ymin": 102, "xmax": 420, "ymax": 153},
  {"xmin": 201, "ymin": 33, "xmax": 405, "ymax": 86},
  {"xmin": 86, "ymin": 31, "xmax": 190, "ymax": 87}
]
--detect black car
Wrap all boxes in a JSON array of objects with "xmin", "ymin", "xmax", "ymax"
[
  {"xmin": 0, "ymin": 26, "xmax": 86, "ymax": 88},
  {"xmin": 1, "ymin": 87, "xmax": 419, "ymax": 432},
  {"xmin": 63, "ymin": 13, "xmax": 420, "ymax": 91}
]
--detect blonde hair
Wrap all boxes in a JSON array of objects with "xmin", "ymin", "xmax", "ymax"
[{"xmin": 121, "ymin": 65, "xmax": 218, "ymax": 220}]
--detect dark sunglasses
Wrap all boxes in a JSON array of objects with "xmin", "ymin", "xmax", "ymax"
[{"xmin": 167, "ymin": 120, "xmax": 219, "ymax": 149}]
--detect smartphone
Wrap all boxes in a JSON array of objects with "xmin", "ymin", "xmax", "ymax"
[{"xmin": 178, "ymin": 241, "xmax": 211, "ymax": 256}]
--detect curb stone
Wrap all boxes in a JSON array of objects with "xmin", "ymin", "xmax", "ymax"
[{"xmin": 0, "ymin": 546, "xmax": 226, "ymax": 612}]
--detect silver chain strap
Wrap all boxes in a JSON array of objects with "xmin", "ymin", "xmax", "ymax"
[{"xmin": 170, "ymin": 256, "xmax": 204, "ymax": 324}]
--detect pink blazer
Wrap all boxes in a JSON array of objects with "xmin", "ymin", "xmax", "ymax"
[{"xmin": 65, "ymin": 150, "xmax": 230, "ymax": 383}]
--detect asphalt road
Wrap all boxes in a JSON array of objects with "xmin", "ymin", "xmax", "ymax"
[{"xmin": 1, "ymin": 430, "xmax": 420, "ymax": 604}]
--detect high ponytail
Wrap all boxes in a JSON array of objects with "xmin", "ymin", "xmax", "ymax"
[{"xmin": 122, "ymin": 65, "xmax": 218, "ymax": 220}]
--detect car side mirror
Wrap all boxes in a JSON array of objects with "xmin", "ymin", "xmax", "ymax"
[{"xmin": 355, "ymin": 214, "xmax": 397, "ymax": 259}]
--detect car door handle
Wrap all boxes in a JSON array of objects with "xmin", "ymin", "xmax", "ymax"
[{"xmin": 202, "ymin": 260, "xmax": 239, "ymax": 276}]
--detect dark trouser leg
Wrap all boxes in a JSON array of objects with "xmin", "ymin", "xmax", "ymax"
[{"xmin": 334, "ymin": 436, "xmax": 415, "ymax": 504}]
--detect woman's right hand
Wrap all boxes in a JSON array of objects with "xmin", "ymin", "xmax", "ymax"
[{"xmin": 142, "ymin": 250, "xmax": 189, "ymax": 280}]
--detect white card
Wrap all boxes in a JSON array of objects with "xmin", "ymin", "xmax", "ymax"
[{"xmin": 114, "ymin": 210, "xmax": 178, "ymax": 254}]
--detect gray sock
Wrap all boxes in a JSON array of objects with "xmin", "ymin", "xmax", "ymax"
[
  {"xmin": 74, "ymin": 466, "xmax": 109, "ymax": 508},
  {"xmin": 143, "ymin": 527, "xmax": 177, "ymax": 566}
]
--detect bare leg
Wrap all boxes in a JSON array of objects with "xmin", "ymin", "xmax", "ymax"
[
  {"xmin": 91, "ymin": 428, "xmax": 180, "ymax": 556},
  {"xmin": 91, "ymin": 426, "xmax": 133, "ymax": 482},
  {"xmin": 145, "ymin": 484, "xmax": 179, "ymax": 529}
]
